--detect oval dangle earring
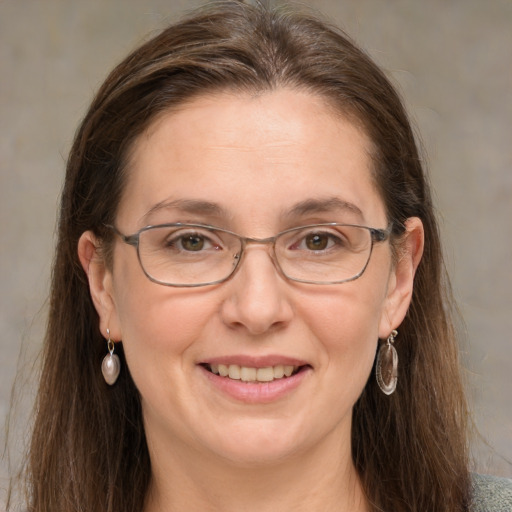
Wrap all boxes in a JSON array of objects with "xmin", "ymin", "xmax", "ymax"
[
  {"xmin": 101, "ymin": 328, "xmax": 121, "ymax": 385},
  {"xmin": 376, "ymin": 329, "xmax": 398, "ymax": 395}
]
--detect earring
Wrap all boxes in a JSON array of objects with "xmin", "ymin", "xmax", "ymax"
[
  {"xmin": 101, "ymin": 328, "xmax": 121, "ymax": 385},
  {"xmin": 376, "ymin": 329, "xmax": 398, "ymax": 395}
]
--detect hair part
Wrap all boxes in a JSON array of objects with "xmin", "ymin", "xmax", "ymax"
[{"xmin": 23, "ymin": 2, "xmax": 471, "ymax": 511}]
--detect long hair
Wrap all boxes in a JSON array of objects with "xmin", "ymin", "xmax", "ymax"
[{"xmin": 23, "ymin": 2, "xmax": 471, "ymax": 510}]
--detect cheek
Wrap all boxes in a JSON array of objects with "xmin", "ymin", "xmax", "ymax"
[
  {"xmin": 301, "ymin": 277, "xmax": 388, "ymax": 377},
  {"xmin": 111, "ymin": 253, "xmax": 217, "ymax": 378},
  {"xmin": 118, "ymin": 291, "xmax": 214, "ymax": 353}
]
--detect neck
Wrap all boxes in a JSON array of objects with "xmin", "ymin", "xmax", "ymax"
[{"xmin": 144, "ymin": 430, "xmax": 368, "ymax": 512}]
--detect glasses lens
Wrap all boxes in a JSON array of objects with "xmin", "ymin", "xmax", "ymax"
[
  {"xmin": 138, "ymin": 225, "xmax": 241, "ymax": 286},
  {"xmin": 275, "ymin": 224, "xmax": 373, "ymax": 283}
]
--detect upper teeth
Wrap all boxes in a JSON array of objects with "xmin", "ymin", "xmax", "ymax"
[{"xmin": 210, "ymin": 364, "xmax": 297, "ymax": 382}]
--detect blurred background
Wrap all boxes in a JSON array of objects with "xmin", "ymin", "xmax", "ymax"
[{"xmin": 1, "ymin": 0, "xmax": 511, "ymax": 499}]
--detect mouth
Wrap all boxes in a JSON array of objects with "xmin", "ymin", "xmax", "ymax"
[{"xmin": 201, "ymin": 363, "xmax": 307, "ymax": 383}]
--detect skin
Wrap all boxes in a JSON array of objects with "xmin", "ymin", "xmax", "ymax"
[{"xmin": 79, "ymin": 89, "xmax": 423, "ymax": 512}]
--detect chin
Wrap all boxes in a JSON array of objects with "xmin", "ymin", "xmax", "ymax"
[
  {"xmin": 213, "ymin": 442, "xmax": 300, "ymax": 468},
  {"xmin": 198, "ymin": 419, "xmax": 317, "ymax": 467}
]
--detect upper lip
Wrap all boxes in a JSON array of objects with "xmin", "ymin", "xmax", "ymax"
[{"xmin": 199, "ymin": 354, "xmax": 310, "ymax": 368}]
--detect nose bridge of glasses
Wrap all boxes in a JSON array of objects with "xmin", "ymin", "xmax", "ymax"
[
  {"xmin": 241, "ymin": 234, "xmax": 280, "ymax": 254},
  {"xmin": 243, "ymin": 234, "xmax": 277, "ymax": 246},
  {"xmin": 236, "ymin": 234, "xmax": 280, "ymax": 269}
]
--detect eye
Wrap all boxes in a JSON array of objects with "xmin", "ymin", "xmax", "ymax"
[
  {"xmin": 180, "ymin": 234, "xmax": 207, "ymax": 251},
  {"xmin": 164, "ymin": 229, "xmax": 221, "ymax": 252},
  {"xmin": 304, "ymin": 233, "xmax": 330, "ymax": 251},
  {"xmin": 291, "ymin": 230, "xmax": 343, "ymax": 252}
]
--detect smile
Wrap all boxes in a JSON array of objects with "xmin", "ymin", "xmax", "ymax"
[
  {"xmin": 200, "ymin": 359, "xmax": 311, "ymax": 403},
  {"xmin": 206, "ymin": 363, "xmax": 301, "ymax": 382}
]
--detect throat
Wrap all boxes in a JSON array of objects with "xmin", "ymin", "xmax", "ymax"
[{"xmin": 143, "ymin": 435, "xmax": 367, "ymax": 512}]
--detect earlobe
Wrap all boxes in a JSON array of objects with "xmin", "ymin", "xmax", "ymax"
[
  {"xmin": 378, "ymin": 217, "xmax": 424, "ymax": 338},
  {"xmin": 77, "ymin": 231, "xmax": 121, "ymax": 340}
]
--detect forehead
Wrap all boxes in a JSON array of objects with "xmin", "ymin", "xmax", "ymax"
[{"xmin": 118, "ymin": 89, "xmax": 386, "ymax": 231}]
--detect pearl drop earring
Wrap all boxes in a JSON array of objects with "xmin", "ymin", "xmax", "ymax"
[{"xmin": 101, "ymin": 328, "xmax": 121, "ymax": 385}]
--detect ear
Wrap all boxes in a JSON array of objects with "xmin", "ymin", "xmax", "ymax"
[
  {"xmin": 78, "ymin": 231, "xmax": 122, "ymax": 341},
  {"xmin": 378, "ymin": 217, "xmax": 424, "ymax": 338}
]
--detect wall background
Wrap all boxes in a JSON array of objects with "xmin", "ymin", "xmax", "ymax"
[{"xmin": 1, "ymin": 0, "xmax": 511, "ymax": 500}]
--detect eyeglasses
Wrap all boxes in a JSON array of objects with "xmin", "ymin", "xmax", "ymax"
[{"xmin": 106, "ymin": 222, "xmax": 392, "ymax": 287}]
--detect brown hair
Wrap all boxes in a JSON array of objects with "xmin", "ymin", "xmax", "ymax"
[{"xmin": 22, "ymin": 2, "xmax": 471, "ymax": 511}]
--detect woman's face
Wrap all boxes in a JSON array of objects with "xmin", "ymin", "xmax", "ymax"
[{"xmin": 84, "ymin": 89, "xmax": 418, "ymax": 466}]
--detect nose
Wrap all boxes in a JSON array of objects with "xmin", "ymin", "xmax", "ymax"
[{"xmin": 220, "ymin": 245, "xmax": 294, "ymax": 335}]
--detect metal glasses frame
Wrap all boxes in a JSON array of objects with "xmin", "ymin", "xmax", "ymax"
[{"xmin": 105, "ymin": 222, "xmax": 393, "ymax": 287}]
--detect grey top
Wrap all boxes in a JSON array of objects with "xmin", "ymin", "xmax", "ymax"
[{"xmin": 472, "ymin": 473, "xmax": 512, "ymax": 511}]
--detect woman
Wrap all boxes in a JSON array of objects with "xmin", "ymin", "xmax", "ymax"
[{"xmin": 20, "ymin": 1, "xmax": 511, "ymax": 511}]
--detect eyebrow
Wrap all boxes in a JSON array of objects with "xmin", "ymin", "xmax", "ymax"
[
  {"xmin": 142, "ymin": 198, "xmax": 228, "ymax": 223},
  {"xmin": 142, "ymin": 195, "xmax": 364, "ymax": 224},
  {"xmin": 284, "ymin": 197, "xmax": 364, "ymax": 220}
]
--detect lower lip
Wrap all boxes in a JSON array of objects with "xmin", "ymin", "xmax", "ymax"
[{"xmin": 200, "ymin": 366, "xmax": 310, "ymax": 404}]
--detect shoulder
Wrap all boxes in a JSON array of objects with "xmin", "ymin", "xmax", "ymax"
[{"xmin": 471, "ymin": 473, "xmax": 512, "ymax": 512}]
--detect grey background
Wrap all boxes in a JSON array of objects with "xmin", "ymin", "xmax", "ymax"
[{"xmin": 1, "ymin": 0, "xmax": 511, "ymax": 500}]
